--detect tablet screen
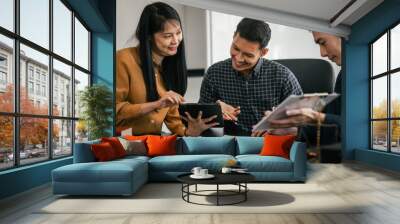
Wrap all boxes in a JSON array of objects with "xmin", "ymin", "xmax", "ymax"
[{"xmin": 178, "ymin": 103, "xmax": 224, "ymax": 127}]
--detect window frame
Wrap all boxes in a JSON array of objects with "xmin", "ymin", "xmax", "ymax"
[
  {"xmin": 0, "ymin": 0, "xmax": 92, "ymax": 171},
  {"xmin": 370, "ymin": 20, "xmax": 400, "ymax": 154}
]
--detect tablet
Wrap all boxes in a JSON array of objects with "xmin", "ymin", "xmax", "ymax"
[
  {"xmin": 179, "ymin": 103, "xmax": 224, "ymax": 127},
  {"xmin": 252, "ymin": 93, "xmax": 339, "ymax": 131}
]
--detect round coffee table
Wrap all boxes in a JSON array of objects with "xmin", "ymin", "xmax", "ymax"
[{"xmin": 177, "ymin": 173, "xmax": 255, "ymax": 206}]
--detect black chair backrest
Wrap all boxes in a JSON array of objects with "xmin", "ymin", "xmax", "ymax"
[{"xmin": 274, "ymin": 59, "xmax": 334, "ymax": 93}]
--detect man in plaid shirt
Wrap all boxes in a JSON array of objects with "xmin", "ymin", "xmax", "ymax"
[{"xmin": 199, "ymin": 18, "xmax": 302, "ymax": 136}]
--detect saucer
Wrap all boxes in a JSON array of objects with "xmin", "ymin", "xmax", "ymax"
[{"xmin": 190, "ymin": 174, "xmax": 215, "ymax": 179}]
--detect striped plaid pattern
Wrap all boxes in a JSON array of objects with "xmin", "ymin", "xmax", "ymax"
[{"xmin": 199, "ymin": 58, "xmax": 303, "ymax": 134}]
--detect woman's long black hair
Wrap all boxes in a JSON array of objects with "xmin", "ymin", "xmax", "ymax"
[{"xmin": 136, "ymin": 2, "xmax": 188, "ymax": 102}]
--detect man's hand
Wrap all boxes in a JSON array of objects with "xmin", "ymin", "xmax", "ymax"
[
  {"xmin": 216, "ymin": 100, "xmax": 240, "ymax": 122},
  {"xmin": 182, "ymin": 111, "xmax": 219, "ymax": 136},
  {"xmin": 268, "ymin": 108, "xmax": 325, "ymax": 128},
  {"xmin": 157, "ymin": 91, "xmax": 185, "ymax": 109}
]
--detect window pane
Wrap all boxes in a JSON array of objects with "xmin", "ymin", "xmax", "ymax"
[
  {"xmin": 75, "ymin": 18, "xmax": 89, "ymax": 70},
  {"xmin": 0, "ymin": 116, "xmax": 13, "ymax": 170},
  {"xmin": 0, "ymin": 35, "xmax": 14, "ymax": 112},
  {"xmin": 391, "ymin": 72, "xmax": 400, "ymax": 118},
  {"xmin": 20, "ymin": 117, "xmax": 49, "ymax": 165},
  {"xmin": 20, "ymin": 44, "xmax": 49, "ymax": 115},
  {"xmin": 53, "ymin": 0, "xmax": 72, "ymax": 60},
  {"xmin": 75, "ymin": 120, "xmax": 88, "ymax": 142},
  {"xmin": 372, "ymin": 121, "xmax": 388, "ymax": 151},
  {"xmin": 74, "ymin": 69, "xmax": 89, "ymax": 117},
  {"xmin": 372, "ymin": 33, "xmax": 387, "ymax": 76},
  {"xmin": 391, "ymin": 120, "xmax": 400, "ymax": 153},
  {"xmin": 20, "ymin": 0, "xmax": 49, "ymax": 49},
  {"xmin": 0, "ymin": 0, "xmax": 14, "ymax": 31},
  {"xmin": 53, "ymin": 59, "xmax": 72, "ymax": 117},
  {"xmin": 372, "ymin": 77, "xmax": 387, "ymax": 119},
  {"xmin": 53, "ymin": 119, "xmax": 72, "ymax": 158},
  {"xmin": 391, "ymin": 24, "xmax": 400, "ymax": 70}
]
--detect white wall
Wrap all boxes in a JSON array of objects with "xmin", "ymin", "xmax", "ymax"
[
  {"xmin": 209, "ymin": 11, "xmax": 341, "ymax": 76},
  {"xmin": 116, "ymin": 0, "xmax": 207, "ymax": 70},
  {"xmin": 117, "ymin": 0, "xmax": 184, "ymax": 50}
]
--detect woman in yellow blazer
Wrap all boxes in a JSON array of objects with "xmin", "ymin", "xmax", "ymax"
[{"xmin": 116, "ymin": 2, "xmax": 217, "ymax": 136}]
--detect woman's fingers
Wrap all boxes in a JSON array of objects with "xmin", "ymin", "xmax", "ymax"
[
  {"xmin": 203, "ymin": 115, "xmax": 217, "ymax": 123},
  {"xmin": 196, "ymin": 111, "xmax": 203, "ymax": 120},
  {"xmin": 206, "ymin": 122, "xmax": 219, "ymax": 128},
  {"xmin": 184, "ymin": 112, "xmax": 195, "ymax": 122}
]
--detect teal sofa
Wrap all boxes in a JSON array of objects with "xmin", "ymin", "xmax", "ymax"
[{"xmin": 52, "ymin": 136, "xmax": 306, "ymax": 196}]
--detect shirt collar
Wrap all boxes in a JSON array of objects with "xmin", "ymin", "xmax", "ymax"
[
  {"xmin": 235, "ymin": 58, "xmax": 263, "ymax": 79},
  {"xmin": 252, "ymin": 58, "xmax": 263, "ymax": 77}
]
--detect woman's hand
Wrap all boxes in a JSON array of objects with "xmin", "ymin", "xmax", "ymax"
[
  {"xmin": 157, "ymin": 91, "xmax": 185, "ymax": 109},
  {"xmin": 182, "ymin": 111, "xmax": 219, "ymax": 136},
  {"xmin": 217, "ymin": 100, "xmax": 240, "ymax": 122}
]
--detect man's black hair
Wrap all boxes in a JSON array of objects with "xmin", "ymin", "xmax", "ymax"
[{"xmin": 235, "ymin": 18, "xmax": 271, "ymax": 48}]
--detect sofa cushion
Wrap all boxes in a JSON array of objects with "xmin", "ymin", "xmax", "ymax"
[
  {"xmin": 148, "ymin": 154, "xmax": 235, "ymax": 172},
  {"xmin": 101, "ymin": 137, "xmax": 127, "ymax": 158},
  {"xmin": 178, "ymin": 136, "xmax": 235, "ymax": 155},
  {"xmin": 235, "ymin": 137, "xmax": 263, "ymax": 155},
  {"xmin": 260, "ymin": 134, "xmax": 296, "ymax": 159},
  {"xmin": 147, "ymin": 135, "xmax": 177, "ymax": 157},
  {"xmin": 52, "ymin": 159, "xmax": 146, "ymax": 183},
  {"xmin": 74, "ymin": 140, "xmax": 100, "ymax": 163},
  {"xmin": 236, "ymin": 155, "xmax": 293, "ymax": 172},
  {"xmin": 91, "ymin": 142, "xmax": 118, "ymax": 161},
  {"xmin": 118, "ymin": 138, "xmax": 147, "ymax": 156}
]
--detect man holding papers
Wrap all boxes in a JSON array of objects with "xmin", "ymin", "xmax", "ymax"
[
  {"xmin": 263, "ymin": 32, "xmax": 342, "ymax": 161},
  {"xmin": 199, "ymin": 18, "xmax": 302, "ymax": 136}
]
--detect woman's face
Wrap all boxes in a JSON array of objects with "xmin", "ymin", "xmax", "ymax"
[{"xmin": 152, "ymin": 19, "xmax": 182, "ymax": 57}]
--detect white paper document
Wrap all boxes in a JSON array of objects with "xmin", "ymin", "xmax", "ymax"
[{"xmin": 252, "ymin": 93, "xmax": 339, "ymax": 131}]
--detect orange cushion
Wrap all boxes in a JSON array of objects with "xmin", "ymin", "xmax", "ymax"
[
  {"xmin": 91, "ymin": 142, "xmax": 118, "ymax": 161},
  {"xmin": 146, "ymin": 135, "xmax": 177, "ymax": 157},
  {"xmin": 259, "ymin": 134, "xmax": 296, "ymax": 159},
  {"xmin": 101, "ymin": 137, "xmax": 127, "ymax": 158},
  {"xmin": 124, "ymin": 135, "xmax": 148, "ymax": 141}
]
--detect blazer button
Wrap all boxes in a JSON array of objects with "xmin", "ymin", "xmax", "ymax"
[{"xmin": 150, "ymin": 119, "xmax": 155, "ymax": 124}]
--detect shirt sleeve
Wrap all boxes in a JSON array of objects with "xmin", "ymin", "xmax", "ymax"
[
  {"xmin": 280, "ymin": 68, "xmax": 303, "ymax": 101},
  {"xmin": 164, "ymin": 105, "xmax": 186, "ymax": 136},
  {"xmin": 199, "ymin": 69, "xmax": 218, "ymax": 103},
  {"xmin": 324, "ymin": 113, "xmax": 341, "ymax": 126},
  {"xmin": 115, "ymin": 52, "xmax": 143, "ymax": 123}
]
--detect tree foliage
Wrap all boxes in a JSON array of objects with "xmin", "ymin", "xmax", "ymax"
[
  {"xmin": 372, "ymin": 99, "xmax": 400, "ymax": 141},
  {"xmin": 0, "ymin": 85, "xmax": 59, "ymax": 151}
]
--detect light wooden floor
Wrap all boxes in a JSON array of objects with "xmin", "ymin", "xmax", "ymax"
[{"xmin": 1, "ymin": 162, "xmax": 400, "ymax": 224}]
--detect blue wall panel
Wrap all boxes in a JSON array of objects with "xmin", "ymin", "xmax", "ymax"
[
  {"xmin": 345, "ymin": 0, "xmax": 400, "ymax": 170},
  {"xmin": 0, "ymin": 158, "xmax": 72, "ymax": 199}
]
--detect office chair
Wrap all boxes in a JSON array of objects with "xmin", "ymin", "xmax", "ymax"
[{"xmin": 274, "ymin": 58, "xmax": 335, "ymax": 93}]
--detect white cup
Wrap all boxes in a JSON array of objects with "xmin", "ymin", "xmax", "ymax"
[
  {"xmin": 199, "ymin": 169, "xmax": 208, "ymax": 176},
  {"xmin": 221, "ymin": 167, "xmax": 232, "ymax": 174},
  {"xmin": 191, "ymin": 167, "xmax": 202, "ymax": 176}
]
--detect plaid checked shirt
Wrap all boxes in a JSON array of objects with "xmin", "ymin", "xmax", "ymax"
[{"xmin": 199, "ymin": 58, "xmax": 303, "ymax": 134}]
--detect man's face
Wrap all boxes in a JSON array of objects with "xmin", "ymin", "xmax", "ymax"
[
  {"xmin": 230, "ymin": 33, "xmax": 268, "ymax": 74},
  {"xmin": 312, "ymin": 32, "xmax": 342, "ymax": 66}
]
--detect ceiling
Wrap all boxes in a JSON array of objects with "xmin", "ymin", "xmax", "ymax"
[{"xmin": 170, "ymin": 0, "xmax": 384, "ymax": 37}]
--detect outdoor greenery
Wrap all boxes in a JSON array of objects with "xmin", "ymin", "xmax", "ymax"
[{"xmin": 372, "ymin": 99, "xmax": 400, "ymax": 143}]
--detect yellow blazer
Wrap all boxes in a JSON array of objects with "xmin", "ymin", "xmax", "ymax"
[{"xmin": 116, "ymin": 47, "xmax": 186, "ymax": 136}]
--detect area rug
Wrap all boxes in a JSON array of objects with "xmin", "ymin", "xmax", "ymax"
[{"xmin": 38, "ymin": 183, "xmax": 361, "ymax": 214}]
